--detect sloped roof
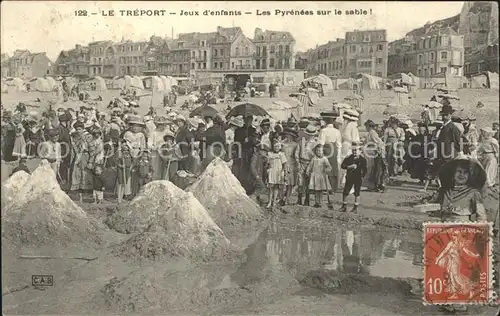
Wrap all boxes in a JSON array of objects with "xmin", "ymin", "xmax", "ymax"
[
  {"xmin": 217, "ymin": 27, "xmax": 241, "ymax": 42},
  {"xmin": 254, "ymin": 29, "xmax": 295, "ymax": 42},
  {"xmin": 406, "ymin": 14, "xmax": 460, "ymax": 38},
  {"xmin": 175, "ymin": 32, "xmax": 218, "ymax": 48}
]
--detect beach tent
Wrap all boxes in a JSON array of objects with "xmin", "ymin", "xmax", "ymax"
[
  {"xmin": 486, "ymin": 71, "xmax": 499, "ymax": 89},
  {"xmin": 143, "ymin": 76, "xmax": 164, "ymax": 91},
  {"xmin": 337, "ymin": 78, "xmax": 356, "ymax": 90},
  {"xmin": 318, "ymin": 74, "xmax": 333, "ymax": 91},
  {"xmin": 390, "ymin": 86, "xmax": 410, "ymax": 107},
  {"xmin": 266, "ymin": 100, "xmax": 301, "ymax": 122},
  {"xmin": 28, "ymin": 77, "xmax": 51, "ymax": 92},
  {"xmin": 4, "ymin": 77, "xmax": 26, "ymax": 91},
  {"xmin": 113, "ymin": 76, "xmax": 125, "ymax": 89},
  {"xmin": 44, "ymin": 77, "xmax": 57, "ymax": 90},
  {"xmin": 167, "ymin": 76, "xmax": 178, "ymax": 87},
  {"xmin": 159, "ymin": 75, "xmax": 172, "ymax": 92},
  {"xmin": 359, "ymin": 73, "xmax": 382, "ymax": 90},
  {"xmin": 470, "ymin": 74, "xmax": 488, "ymax": 88},
  {"xmin": 131, "ymin": 76, "xmax": 144, "ymax": 90},
  {"xmin": 86, "ymin": 76, "xmax": 107, "ymax": 91}
]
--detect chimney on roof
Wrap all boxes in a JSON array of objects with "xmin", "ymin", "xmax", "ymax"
[{"xmin": 255, "ymin": 28, "xmax": 262, "ymax": 38}]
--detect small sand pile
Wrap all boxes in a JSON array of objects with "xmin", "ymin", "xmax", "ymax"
[
  {"xmin": 1, "ymin": 170, "xmax": 30, "ymax": 208},
  {"xmin": 2, "ymin": 160, "xmax": 103, "ymax": 247},
  {"xmin": 107, "ymin": 180, "xmax": 231, "ymax": 261},
  {"xmin": 188, "ymin": 158, "xmax": 264, "ymax": 228}
]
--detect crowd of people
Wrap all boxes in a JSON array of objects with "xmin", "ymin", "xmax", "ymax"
[{"xmin": 1, "ymin": 90, "xmax": 499, "ymax": 216}]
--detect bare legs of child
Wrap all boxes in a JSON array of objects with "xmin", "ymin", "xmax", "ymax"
[
  {"xmin": 267, "ymin": 185, "xmax": 279, "ymax": 210},
  {"xmin": 117, "ymin": 184, "xmax": 124, "ymax": 204},
  {"xmin": 283, "ymin": 185, "xmax": 293, "ymax": 205}
]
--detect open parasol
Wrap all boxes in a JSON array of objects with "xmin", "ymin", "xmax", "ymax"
[
  {"xmin": 226, "ymin": 102, "xmax": 269, "ymax": 118},
  {"xmin": 189, "ymin": 105, "xmax": 218, "ymax": 118}
]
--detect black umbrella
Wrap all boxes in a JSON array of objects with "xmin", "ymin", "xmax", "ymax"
[
  {"xmin": 226, "ymin": 102, "xmax": 269, "ymax": 118},
  {"xmin": 189, "ymin": 105, "xmax": 218, "ymax": 118}
]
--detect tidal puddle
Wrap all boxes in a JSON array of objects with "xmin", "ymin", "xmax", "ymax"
[{"xmin": 216, "ymin": 221, "xmax": 423, "ymax": 290}]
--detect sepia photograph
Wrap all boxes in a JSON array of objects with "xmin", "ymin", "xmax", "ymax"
[{"xmin": 1, "ymin": 1, "xmax": 499, "ymax": 315}]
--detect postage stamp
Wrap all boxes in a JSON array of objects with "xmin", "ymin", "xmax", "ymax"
[{"xmin": 423, "ymin": 222, "xmax": 496, "ymax": 305}]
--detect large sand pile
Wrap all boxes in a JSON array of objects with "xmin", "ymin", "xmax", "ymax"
[
  {"xmin": 1, "ymin": 160, "xmax": 103, "ymax": 247},
  {"xmin": 107, "ymin": 180, "xmax": 231, "ymax": 261},
  {"xmin": 1, "ymin": 170, "xmax": 30, "ymax": 209},
  {"xmin": 188, "ymin": 158, "xmax": 264, "ymax": 228}
]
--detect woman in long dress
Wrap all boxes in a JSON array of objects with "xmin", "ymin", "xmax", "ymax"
[
  {"xmin": 477, "ymin": 127, "xmax": 499, "ymax": 187},
  {"xmin": 435, "ymin": 230, "xmax": 479, "ymax": 298},
  {"xmin": 123, "ymin": 116, "xmax": 147, "ymax": 197},
  {"xmin": 383, "ymin": 117, "xmax": 405, "ymax": 179},
  {"xmin": 70, "ymin": 122, "xmax": 91, "ymax": 203}
]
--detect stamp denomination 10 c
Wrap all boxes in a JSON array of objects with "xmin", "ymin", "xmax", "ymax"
[{"xmin": 423, "ymin": 222, "xmax": 496, "ymax": 305}]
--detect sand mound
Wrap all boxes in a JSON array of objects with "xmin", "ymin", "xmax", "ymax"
[
  {"xmin": 107, "ymin": 180, "xmax": 230, "ymax": 261},
  {"xmin": 2, "ymin": 160, "xmax": 103, "ymax": 247},
  {"xmin": 188, "ymin": 158, "xmax": 264, "ymax": 228},
  {"xmin": 1, "ymin": 170, "xmax": 30, "ymax": 208}
]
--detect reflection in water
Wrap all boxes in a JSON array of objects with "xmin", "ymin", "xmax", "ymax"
[{"xmin": 216, "ymin": 222, "xmax": 423, "ymax": 289}]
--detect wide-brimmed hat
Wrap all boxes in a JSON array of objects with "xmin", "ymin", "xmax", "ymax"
[
  {"xmin": 47, "ymin": 128, "xmax": 59, "ymax": 137},
  {"xmin": 154, "ymin": 116, "xmax": 168, "ymax": 125},
  {"xmin": 163, "ymin": 130, "xmax": 175, "ymax": 140},
  {"xmin": 364, "ymin": 119, "xmax": 376, "ymax": 127},
  {"xmin": 174, "ymin": 114, "xmax": 186, "ymax": 122},
  {"xmin": 298, "ymin": 118, "xmax": 310, "ymax": 128},
  {"xmin": 187, "ymin": 117, "xmax": 199, "ymax": 129},
  {"xmin": 438, "ymin": 157, "xmax": 486, "ymax": 190},
  {"xmin": 280, "ymin": 127, "xmax": 298, "ymax": 138},
  {"xmin": 59, "ymin": 112, "xmax": 72, "ymax": 122},
  {"xmin": 320, "ymin": 112, "xmax": 338, "ymax": 119},
  {"xmin": 342, "ymin": 108, "xmax": 359, "ymax": 121},
  {"xmin": 403, "ymin": 120, "xmax": 414, "ymax": 128},
  {"xmin": 27, "ymin": 111, "xmax": 40, "ymax": 122},
  {"xmin": 304, "ymin": 124, "xmax": 318, "ymax": 136},
  {"xmin": 466, "ymin": 114, "xmax": 476, "ymax": 121},
  {"xmin": 144, "ymin": 115, "xmax": 153, "ymax": 123},
  {"xmin": 439, "ymin": 104, "xmax": 455, "ymax": 115},
  {"xmin": 127, "ymin": 115, "xmax": 145, "ymax": 126},
  {"xmin": 229, "ymin": 116, "xmax": 244, "ymax": 128},
  {"xmin": 260, "ymin": 118, "xmax": 271, "ymax": 127},
  {"xmin": 480, "ymin": 127, "xmax": 495, "ymax": 135}
]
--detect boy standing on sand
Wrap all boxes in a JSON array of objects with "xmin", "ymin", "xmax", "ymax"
[{"xmin": 340, "ymin": 142, "xmax": 367, "ymax": 213}]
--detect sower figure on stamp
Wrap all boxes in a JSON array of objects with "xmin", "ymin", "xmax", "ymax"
[{"xmin": 436, "ymin": 157, "xmax": 488, "ymax": 313}]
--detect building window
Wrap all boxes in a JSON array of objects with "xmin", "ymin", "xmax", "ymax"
[
  {"xmin": 191, "ymin": 63, "xmax": 195, "ymax": 69},
  {"xmin": 377, "ymin": 58, "xmax": 383, "ymax": 64},
  {"xmin": 430, "ymin": 68, "xmax": 433, "ymax": 76},
  {"xmin": 214, "ymin": 62, "xmax": 217, "ymax": 69},
  {"xmin": 245, "ymin": 46, "xmax": 249, "ymax": 55},
  {"xmin": 213, "ymin": 49, "xmax": 217, "ymax": 57},
  {"xmin": 376, "ymin": 71, "xmax": 382, "ymax": 77},
  {"xmin": 440, "ymin": 52, "xmax": 448, "ymax": 60},
  {"xmin": 270, "ymin": 46, "xmax": 275, "ymax": 53},
  {"xmin": 360, "ymin": 46, "xmax": 365, "ymax": 53},
  {"xmin": 192, "ymin": 51, "xmax": 195, "ymax": 58},
  {"xmin": 285, "ymin": 45, "xmax": 290, "ymax": 53},
  {"xmin": 231, "ymin": 62, "xmax": 235, "ymax": 69},
  {"xmin": 203, "ymin": 62, "xmax": 206, "ymax": 69},
  {"xmin": 269, "ymin": 58, "xmax": 275, "ymax": 68},
  {"xmin": 418, "ymin": 54, "xmax": 423, "ymax": 64},
  {"xmin": 235, "ymin": 47, "xmax": 240, "ymax": 56},
  {"xmin": 377, "ymin": 44, "xmax": 383, "ymax": 51},
  {"xmin": 430, "ymin": 52, "xmax": 434, "ymax": 61},
  {"xmin": 351, "ymin": 36, "xmax": 356, "ymax": 41},
  {"xmin": 350, "ymin": 45, "xmax": 356, "ymax": 53},
  {"xmin": 220, "ymin": 49, "xmax": 224, "ymax": 56},
  {"xmin": 278, "ymin": 45, "xmax": 283, "ymax": 56},
  {"xmin": 219, "ymin": 62, "xmax": 223, "ymax": 68},
  {"xmin": 440, "ymin": 67, "xmax": 447, "ymax": 73},
  {"xmin": 284, "ymin": 59, "xmax": 290, "ymax": 69}
]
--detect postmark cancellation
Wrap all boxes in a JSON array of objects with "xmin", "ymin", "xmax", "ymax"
[{"xmin": 423, "ymin": 222, "xmax": 496, "ymax": 305}]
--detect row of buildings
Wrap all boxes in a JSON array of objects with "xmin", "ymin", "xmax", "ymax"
[
  {"xmin": 302, "ymin": 2, "xmax": 499, "ymax": 80},
  {"xmin": 1, "ymin": 26, "xmax": 297, "ymax": 81},
  {"xmin": 302, "ymin": 29, "xmax": 389, "ymax": 78}
]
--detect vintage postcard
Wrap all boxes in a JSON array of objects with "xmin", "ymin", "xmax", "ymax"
[{"xmin": 1, "ymin": 1, "xmax": 499, "ymax": 315}]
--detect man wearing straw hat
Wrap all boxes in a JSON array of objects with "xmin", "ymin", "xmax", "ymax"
[{"xmin": 296, "ymin": 124, "xmax": 319, "ymax": 205}]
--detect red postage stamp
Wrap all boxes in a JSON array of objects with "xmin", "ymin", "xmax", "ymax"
[{"xmin": 423, "ymin": 222, "xmax": 495, "ymax": 305}]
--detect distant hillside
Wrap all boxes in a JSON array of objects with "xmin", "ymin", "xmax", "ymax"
[
  {"xmin": 460, "ymin": 1, "xmax": 498, "ymax": 48},
  {"xmin": 405, "ymin": 14, "xmax": 460, "ymax": 38}
]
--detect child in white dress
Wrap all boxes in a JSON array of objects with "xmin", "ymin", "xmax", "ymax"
[{"xmin": 266, "ymin": 141, "xmax": 287, "ymax": 210}]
